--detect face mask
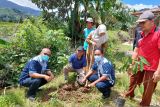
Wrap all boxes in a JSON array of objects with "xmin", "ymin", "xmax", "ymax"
[
  {"xmin": 41, "ymin": 55, "xmax": 49, "ymax": 62},
  {"xmin": 94, "ymin": 55, "xmax": 102, "ymax": 63}
]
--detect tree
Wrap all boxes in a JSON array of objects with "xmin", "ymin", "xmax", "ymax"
[{"xmin": 31, "ymin": 0, "xmax": 135, "ymax": 43}]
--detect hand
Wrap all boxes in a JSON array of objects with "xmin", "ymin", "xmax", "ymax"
[
  {"xmin": 44, "ymin": 75, "xmax": 52, "ymax": 82},
  {"xmin": 49, "ymin": 75, "xmax": 54, "ymax": 81},
  {"xmin": 47, "ymin": 70, "xmax": 54, "ymax": 80},
  {"xmin": 127, "ymin": 64, "xmax": 133, "ymax": 76},
  {"xmin": 88, "ymin": 82, "xmax": 96, "ymax": 87},
  {"xmin": 153, "ymin": 71, "xmax": 160, "ymax": 83},
  {"xmin": 81, "ymin": 77, "xmax": 87, "ymax": 83},
  {"xmin": 92, "ymin": 42, "xmax": 96, "ymax": 46},
  {"xmin": 50, "ymin": 73, "xmax": 54, "ymax": 80}
]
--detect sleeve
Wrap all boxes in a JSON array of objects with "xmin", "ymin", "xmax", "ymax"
[
  {"xmin": 68, "ymin": 54, "xmax": 73, "ymax": 63},
  {"xmin": 102, "ymin": 63, "xmax": 113, "ymax": 77},
  {"xmin": 82, "ymin": 56, "xmax": 87, "ymax": 67},
  {"xmin": 102, "ymin": 62, "xmax": 115, "ymax": 85},
  {"xmin": 91, "ymin": 62, "xmax": 98, "ymax": 71},
  {"xmin": 28, "ymin": 60, "xmax": 38, "ymax": 74},
  {"xmin": 158, "ymin": 31, "xmax": 160, "ymax": 49}
]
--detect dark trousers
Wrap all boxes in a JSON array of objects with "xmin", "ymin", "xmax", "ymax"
[
  {"xmin": 88, "ymin": 73, "xmax": 113, "ymax": 96},
  {"xmin": 125, "ymin": 70, "xmax": 157, "ymax": 106},
  {"xmin": 20, "ymin": 78, "xmax": 47, "ymax": 97}
]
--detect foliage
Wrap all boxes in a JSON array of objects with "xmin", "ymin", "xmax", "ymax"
[
  {"xmin": 31, "ymin": 0, "xmax": 136, "ymax": 45},
  {"xmin": 0, "ymin": 92, "xmax": 24, "ymax": 107},
  {"xmin": 0, "ymin": 18, "xmax": 71, "ymax": 87},
  {"xmin": 120, "ymin": 56, "xmax": 149, "ymax": 74},
  {"xmin": 0, "ymin": 22, "xmax": 19, "ymax": 37},
  {"xmin": 105, "ymin": 30, "xmax": 122, "ymax": 65}
]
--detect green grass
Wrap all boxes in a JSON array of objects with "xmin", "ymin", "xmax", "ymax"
[
  {"xmin": 1, "ymin": 73, "xmax": 160, "ymax": 107},
  {"xmin": 0, "ymin": 30, "xmax": 160, "ymax": 106}
]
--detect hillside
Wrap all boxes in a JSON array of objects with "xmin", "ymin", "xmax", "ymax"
[{"xmin": 0, "ymin": 0, "xmax": 40, "ymax": 16}]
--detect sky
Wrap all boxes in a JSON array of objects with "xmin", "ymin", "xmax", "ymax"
[
  {"xmin": 122, "ymin": 0, "xmax": 160, "ymax": 10},
  {"xmin": 8, "ymin": 0, "xmax": 40, "ymax": 10},
  {"xmin": 7, "ymin": 0, "xmax": 160, "ymax": 10}
]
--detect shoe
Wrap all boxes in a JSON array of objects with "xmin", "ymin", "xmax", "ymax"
[
  {"xmin": 37, "ymin": 88, "xmax": 43, "ymax": 92},
  {"xmin": 102, "ymin": 89, "xmax": 111, "ymax": 99},
  {"xmin": 28, "ymin": 96, "xmax": 35, "ymax": 101},
  {"xmin": 102, "ymin": 94, "xmax": 110, "ymax": 99}
]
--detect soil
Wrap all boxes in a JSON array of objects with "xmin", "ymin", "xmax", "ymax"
[
  {"xmin": 39, "ymin": 82, "xmax": 92, "ymax": 103},
  {"xmin": 57, "ymin": 82, "xmax": 92, "ymax": 103}
]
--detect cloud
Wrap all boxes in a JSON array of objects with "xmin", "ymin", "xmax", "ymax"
[
  {"xmin": 126, "ymin": 4, "xmax": 158, "ymax": 10},
  {"xmin": 8, "ymin": 0, "xmax": 40, "ymax": 10}
]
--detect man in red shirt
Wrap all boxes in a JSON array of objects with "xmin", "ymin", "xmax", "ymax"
[{"xmin": 124, "ymin": 11, "xmax": 160, "ymax": 106}]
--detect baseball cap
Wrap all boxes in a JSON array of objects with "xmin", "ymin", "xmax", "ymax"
[
  {"xmin": 86, "ymin": 18, "xmax": 93, "ymax": 23},
  {"xmin": 77, "ymin": 46, "xmax": 84, "ymax": 51},
  {"xmin": 136, "ymin": 11, "xmax": 154, "ymax": 23}
]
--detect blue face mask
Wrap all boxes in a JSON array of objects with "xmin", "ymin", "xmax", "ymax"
[
  {"xmin": 94, "ymin": 55, "xmax": 102, "ymax": 63},
  {"xmin": 41, "ymin": 55, "xmax": 49, "ymax": 62}
]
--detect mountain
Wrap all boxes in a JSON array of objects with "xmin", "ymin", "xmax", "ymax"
[{"xmin": 0, "ymin": 0, "xmax": 40, "ymax": 16}]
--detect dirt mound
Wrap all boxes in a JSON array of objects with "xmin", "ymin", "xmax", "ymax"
[
  {"xmin": 39, "ymin": 87, "xmax": 57, "ymax": 102},
  {"xmin": 57, "ymin": 83, "xmax": 91, "ymax": 103}
]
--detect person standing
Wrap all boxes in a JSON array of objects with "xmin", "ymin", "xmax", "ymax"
[
  {"xmin": 124, "ymin": 11, "xmax": 160, "ymax": 106},
  {"xmin": 83, "ymin": 17, "xmax": 95, "ymax": 51}
]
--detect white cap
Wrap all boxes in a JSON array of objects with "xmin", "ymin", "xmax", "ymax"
[{"xmin": 86, "ymin": 18, "xmax": 93, "ymax": 23}]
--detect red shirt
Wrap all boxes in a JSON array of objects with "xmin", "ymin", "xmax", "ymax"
[{"xmin": 138, "ymin": 25, "xmax": 160, "ymax": 71}]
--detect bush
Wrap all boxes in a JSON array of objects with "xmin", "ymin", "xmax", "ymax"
[{"xmin": 0, "ymin": 18, "xmax": 71, "ymax": 87}]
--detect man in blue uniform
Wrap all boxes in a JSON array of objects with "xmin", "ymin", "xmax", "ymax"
[{"xmin": 19, "ymin": 48, "xmax": 54, "ymax": 101}]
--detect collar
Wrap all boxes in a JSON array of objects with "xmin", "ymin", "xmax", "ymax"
[
  {"xmin": 76, "ymin": 54, "xmax": 83, "ymax": 60},
  {"xmin": 141, "ymin": 25, "xmax": 156, "ymax": 37}
]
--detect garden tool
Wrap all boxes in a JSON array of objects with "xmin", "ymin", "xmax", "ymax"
[{"xmin": 85, "ymin": 45, "xmax": 95, "ymax": 87}]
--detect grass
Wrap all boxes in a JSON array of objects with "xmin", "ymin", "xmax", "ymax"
[
  {"xmin": 1, "ymin": 72, "xmax": 160, "ymax": 107},
  {"xmin": 0, "ymin": 30, "xmax": 160, "ymax": 106}
]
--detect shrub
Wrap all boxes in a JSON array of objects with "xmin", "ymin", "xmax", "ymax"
[{"xmin": 0, "ymin": 18, "xmax": 71, "ymax": 87}]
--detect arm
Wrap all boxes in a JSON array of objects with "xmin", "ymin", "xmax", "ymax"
[
  {"xmin": 127, "ymin": 47, "xmax": 139, "ymax": 75},
  {"xmin": 82, "ymin": 70, "xmax": 95, "ymax": 83},
  {"xmin": 28, "ymin": 61, "xmax": 51, "ymax": 82},
  {"xmin": 86, "ymin": 32, "xmax": 96, "ymax": 45},
  {"xmin": 29, "ymin": 73, "xmax": 46, "ymax": 79},
  {"xmin": 88, "ymin": 75, "xmax": 109, "ymax": 87},
  {"xmin": 131, "ymin": 47, "xmax": 139, "ymax": 64},
  {"xmin": 153, "ymin": 36, "xmax": 160, "ymax": 82},
  {"xmin": 83, "ymin": 67, "xmax": 87, "ymax": 72},
  {"xmin": 47, "ymin": 70, "xmax": 54, "ymax": 79},
  {"xmin": 88, "ymin": 62, "xmax": 113, "ymax": 87},
  {"xmin": 86, "ymin": 34, "xmax": 93, "ymax": 44},
  {"xmin": 153, "ymin": 58, "xmax": 160, "ymax": 82},
  {"xmin": 29, "ymin": 73, "xmax": 51, "ymax": 82},
  {"xmin": 101, "ymin": 42, "xmax": 107, "ymax": 53}
]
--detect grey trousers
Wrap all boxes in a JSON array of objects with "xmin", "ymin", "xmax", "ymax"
[{"xmin": 63, "ymin": 64, "xmax": 85, "ymax": 83}]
